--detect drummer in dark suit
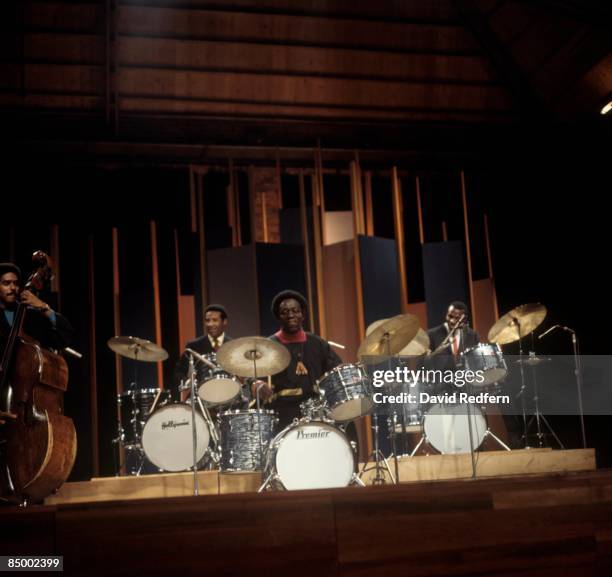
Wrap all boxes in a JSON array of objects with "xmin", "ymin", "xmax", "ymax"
[
  {"xmin": 172, "ymin": 304, "xmax": 232, "ymax": 399},
  {"xmin": 427, "ymin": 301, "xmax": 480, "ymax": 363},
  {"xmin": 255, "ymin": 290, "xmax": 341, "ymax": 430}
]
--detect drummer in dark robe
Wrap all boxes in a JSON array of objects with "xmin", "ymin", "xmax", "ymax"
[{"xmin": 255, "ymin": 290, "xmax": 341, "ymax": 430}]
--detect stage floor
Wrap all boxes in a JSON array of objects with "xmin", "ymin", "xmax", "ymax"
[
  {"xmin": 2, "ymin": 465, "xmax": 611, "ymax": 577},
  {"xmin": 45, "ymin": 447, "xmax": 596, "ymax": 505}
]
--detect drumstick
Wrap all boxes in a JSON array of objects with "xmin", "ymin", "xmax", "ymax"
[{"xmin": 149, "ymin": 389, "xmax": 163, "ymax": 415}]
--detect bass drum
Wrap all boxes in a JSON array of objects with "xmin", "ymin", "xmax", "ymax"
[
  {"xmin": 264, "ymin": 420, "xmax": 355, "ymax": 490},
  {"xmin": 141, "ymin": 403, "xmax": 209, "ymax": 471},
  {"xmin": 423, "ymin": 403, "xmax": 487, "ymax": 454}
]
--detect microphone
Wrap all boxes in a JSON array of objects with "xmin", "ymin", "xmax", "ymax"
[
  {"xmin": 185, "ymin": 348, "xmax": 217, "ymax": 369},
  {"xmin": 538, "ymin": 325, "xmax": 574, "ymax": 340},
  {"xmin": 538, "ymin": 325, "xmax": 560, "ymax": 339}
]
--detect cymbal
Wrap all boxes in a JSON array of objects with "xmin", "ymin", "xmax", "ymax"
[
  {"xmin": 399, "ymin": 328, "xmax": 430, "ymax": 356},
  {"xmin": 216, "ymin": 336, "xmax": 291, "ymax": 378},
  {"xmin": 107, "ymin": 336, "xmax": 169, "ymax": 362},
  {"xmin": 514, "ymin": 355, "xmax": 552, "ymax": 367},
  {"xmin": 358, "ymin": 314, "xmax": 420, "ymax": 358},
  {"xmin": 488, "ymin": 304, "xmax": 547, "ymax": 345},
  {"xmin": 365, "ymin": 318, "xmax": 388, "ymax": 336},
  {"xmin": 367, "ymin": 318, "xmax": 429, "ymax": 356}
]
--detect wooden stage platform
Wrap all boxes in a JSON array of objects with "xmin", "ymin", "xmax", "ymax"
[
  {"xmin": 45, "ymin": 448, "xmax": 596, "ymax": 505},
  {"xmin": 2, "ymin": 465, "xmax": 612, "ymax": 577}
]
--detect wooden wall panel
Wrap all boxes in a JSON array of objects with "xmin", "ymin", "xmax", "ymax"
[
  {"xmin": 322, "ymin": 240, "xmax": 360, "ymax": 364},
  {"xmin": 116, "ymin": 37, "xmax": 495, "ymax": 83},
  {"xmin": 25, "ymin": 64, "xmax": 104, "ymax": 94},
  {"xmin": 117, "ymin": 69, "xmax": 513, "ymax": 110},
  {"xmin": 25, "ymin": 33, "xmax": 105, "ymax": 63},
  {"xmin": 24, "ymin": 2, "xmax": 104, "ymax": 33},
  {"xmin": 117, "ymin": 6, "xmax": 480, "ymax": 53}
]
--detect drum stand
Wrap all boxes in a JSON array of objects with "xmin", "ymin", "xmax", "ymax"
[
  {"xmin": 523, "ymin": 353, "xmax": 565, "ymax": 449},
  {"xmin": 359, "ymin": 412, "xmax": 396, "ymax": 485},
  {"xmin": 360, "ymin": 336, "xmax": 398, "ymax": 485}
]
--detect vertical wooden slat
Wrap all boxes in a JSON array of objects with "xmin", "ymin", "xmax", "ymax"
[
  {"xmin": 442, "ymin": 221, "xmax": 448, "ymax": 241},
  {"xmin": 416, "ymin": 175, "xmax": 425, "ymax": 245},
  {"xmin": 484, "ymin": 214, "xmax": 500, "ymax": 321},
  {"xmin": 311, "ymin": 175, "xmax": 327, "ymax": 338},
  {"xmin": 364, "ymin": 171, "xmax": 374, "ymax": 236},
  {"xmin": 189, "ymin": 166, "xmax": 197, "ymax": 234},
  {"xmin": 112, "ymin": 228, "xmax": 122, "ymax": 392},
  {"xmin": 276, "ymin": 151, "xmax": 283, "ymax": 210},
  {"xmin": 227, "ymin": 159, "xmax": 238, "ymax": 247},
  {"xmin": 299, "ymin": 170, "xmax": 315, "ymax": 331},
  {"xmin": 150, "ymin": 221, "xmax": 163, "ymax": 388},
  {"xmin": 111, "ymin": 227, "xmax": 125, "ymax": 475},
  {"xmin": 50, "ymin": 224, "xmax": 61, "ymax": 305},
  {"xmin": 234, "ymin": 169, "xmax": 242, "ymax": 247},
  {"xmin": 460, "ymin": 170, "xmax": 476, "ymax": 325},
  {"xmin": 197, "ymin": 171, "xmax": 208, "ymax": 308},
  {"xmin": 315, "ymin": 145, "xmax": 327, "ymax": 246},
  {"xmin": 88, "ymin": 235, "xmax": 99, "ymax": 477},
  {"xmin": 350, "ymin": 159, "xmax": 365, "ymax": 236},
  {"xmin": 261, "ymin": 188, "xmax": 269, "ymax": 243},
  {"xmin": 174, "ymin": 229, "xmax": 183, "ymax": 351},
  {"xmin": 392, "ymin": 167, "xmax": 409, "ymax": 312}
]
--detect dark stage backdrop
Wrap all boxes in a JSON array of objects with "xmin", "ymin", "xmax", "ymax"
[{"xmin": 2, "ymin": 135, "xmax": 610, "ymax": 478}]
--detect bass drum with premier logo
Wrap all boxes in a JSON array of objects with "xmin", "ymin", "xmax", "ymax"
[
  {"xmin": 141, "ymin": 403, "xmax": 209, "ymax": 471},
  {"xmin": 263, "ymin": 421, "xmax": 355, "ymax": 490}
]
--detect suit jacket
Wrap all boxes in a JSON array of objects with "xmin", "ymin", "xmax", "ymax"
[
  {"xmin": 172, "ymin": 334, "xmax": 232, "ymax": 394},
  {"xmin": 427, "ymin": 323, "xmax": 480, "ymax": 355}
]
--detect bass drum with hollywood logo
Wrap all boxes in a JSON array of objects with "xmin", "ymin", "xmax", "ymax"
[{"xmin": 141, "ymin": 403, "xmax": 210, "ymax": 471}]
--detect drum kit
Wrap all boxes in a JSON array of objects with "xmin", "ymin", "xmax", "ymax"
[
  {"xmin": 356, "ymin": 303, "xmax": 564, "ymax": 483},
  {"xmin": 108, "ymin": 335, "xmax": 369, "ymax": 491},
  {"xmin": 108, "ymin": 301, "xmax": 564, "ymax": 489}
]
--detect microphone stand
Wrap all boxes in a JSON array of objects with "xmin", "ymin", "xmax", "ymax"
[{"xmin": 539, "ymin": 325, "xmax": 587, "ymax": 449}]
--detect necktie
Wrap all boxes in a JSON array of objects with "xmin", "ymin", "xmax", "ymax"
[
  {"xmin": 452, "ymin": 333, "xmax": 459, "ymax": 356},
  {"xmin": 213, "ymin": 338, "xmax": 219, "ymax": 351}
]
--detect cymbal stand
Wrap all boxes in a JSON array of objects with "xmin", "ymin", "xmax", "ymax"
[
  {"xmin": 512, "ymin": 318, "xmax": 531, "ymax": 449},
  {"xmin": 188, "ymin": 352, "xmax": 199, "ymax": 495},
  {"xmin": 359, "ymin": 333, "xmax": 396, "ymax": 485},
  {"xmin": 524, "ymin": 351, "xmax": 565, "ymax": 449}
]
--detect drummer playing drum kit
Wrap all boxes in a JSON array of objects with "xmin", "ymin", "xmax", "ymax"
[{"xmin": 108, "ymin": 302, "xmax": 562, "ymax": 490}]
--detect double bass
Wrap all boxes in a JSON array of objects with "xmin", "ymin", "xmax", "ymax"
[{"xmin": 0, "ymin": 251, "xmax": 76, "ymax": 503}]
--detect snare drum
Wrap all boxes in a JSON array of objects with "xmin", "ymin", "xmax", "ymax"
[
  {"xmin": 316, "ymin": 363, "xmax": 373, "ymax": 422},
  {"xmin": 117, "ymin": 388, "xmax": 169, "ymax": 448},
  {"xmin": 141, "ymin": 403, "xmax": 209, "ymax": 471},
  {"xmin": 218, "ymin": 410, "xmax": 277, "ymax": 472},
  {"xmin": 462, "ymin": 343, "xmax": 507, "ymax": 387},
  {"xmin": 263, "ymin": 420, "xmax": 355, "ymax": 490},
  {"xmin": 423, "ymin": 403, "xmax": 487, "ymax": 454}
]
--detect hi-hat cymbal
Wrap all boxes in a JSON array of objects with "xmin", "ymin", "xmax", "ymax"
[
  {"xmin": 107, "ymin": 336, "xmax": 169, "ymax": 362},
  {"xmin": 488, "ymin": 304, "xmax": 547, "ymax": 345},
  {"xmin": 216, "ymin": 336, "xmax": 291, "ymax": 378},
  {"xmin": 358, "ymin": 314, "xmax": 420, "ymax": 358}
]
